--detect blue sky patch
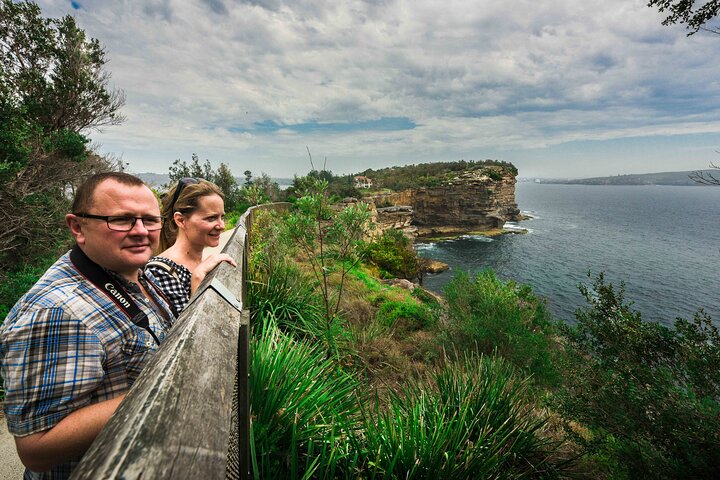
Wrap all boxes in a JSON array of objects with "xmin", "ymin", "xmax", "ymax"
[{"xmin": 234, "ymin": 117, "xmax": 416, "ymax": 135}]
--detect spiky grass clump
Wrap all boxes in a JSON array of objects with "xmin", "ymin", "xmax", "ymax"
[
  {"xmin": 356, "ymin": 354, "xmax": 566, "ymax": 479},
  {"xmin": 250, "ymin": 319, "xmax": 361, "ymax": 478},
  {"xmin": 248, "ymin": 260, "xmax": 325, "ymax": 336}
]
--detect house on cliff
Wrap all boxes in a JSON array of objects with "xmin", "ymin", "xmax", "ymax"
[{"xmin": 354, "ymin": 175, "xmax": 373, "ymax": 189}]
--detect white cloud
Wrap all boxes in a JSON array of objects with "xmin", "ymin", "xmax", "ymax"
[{"xmin": 35, "ymin": 0, "xmax": 720, "ymax": 177}]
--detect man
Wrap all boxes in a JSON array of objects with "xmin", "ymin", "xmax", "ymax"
[{"xmin": 0, "ymin": 172, "xmax": 175, "ymax": 479}]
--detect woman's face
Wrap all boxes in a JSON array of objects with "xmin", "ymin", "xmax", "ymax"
[{"xmin": 180, "ymin": 194, "xmax": 226, "ymax": 248}]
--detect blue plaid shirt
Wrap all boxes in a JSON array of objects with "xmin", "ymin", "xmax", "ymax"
[{"xmin": 0, "ymin": 251, "xmax": 175, "ymax": 480}]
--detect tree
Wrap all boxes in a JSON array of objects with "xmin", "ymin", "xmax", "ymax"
[
  {"xmin": 284, "ymin": 177, "xmax": 372, "ymax": 355},
  {"xmin": 167, "ymin": 153, "xmax": 211, "ymax": 185},
  {"xmin": 647, "ymin": 1, "xmax": 720, "ymax": 34},
  {"xmin": 214, "ymin": 162, "xmax": 241, "ymax": 209},
  {"xmin": 690, "ymin": 161, "xmax": 720, "ymax": 185},
  {"xmin": 0, "ymin": 0, "xmax": 125, "ymax": 269},
  {"xmin": 557, "ymin": 272, "xmax": 720, "ymax": 477},
  {"xmin": 166, "ymin": 154, "xmax": 242, "ymax": 210}
]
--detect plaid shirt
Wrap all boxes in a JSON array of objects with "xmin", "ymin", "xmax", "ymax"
[
  {"xmin": 0, "ymin": 251, "xmax": 175, "ymax": 480},
  {"xmin": 145, "ymin": 256, "xmax": 192, "ymax": 316}
]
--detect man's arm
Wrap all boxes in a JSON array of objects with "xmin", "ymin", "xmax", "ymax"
[{"xmin": 14, "ymin": 395, "xmax": 125, "ymax": 472}]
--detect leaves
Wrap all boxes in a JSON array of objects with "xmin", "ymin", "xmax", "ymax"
[
  {"xmin": 648, "ymin": 0, "xmax": 720, "ymax": 34},
  {"xmin": 558, "ymin": 272, "xmax": 720, "ymax": 477},
  {"xmin": 0, "ymin": 0, "xmax": 125, "ymax": 269}
]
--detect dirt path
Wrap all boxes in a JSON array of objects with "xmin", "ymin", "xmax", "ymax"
[{"xmin": 1, "ymin": 413, "xmax": 24, "ymax": 478}]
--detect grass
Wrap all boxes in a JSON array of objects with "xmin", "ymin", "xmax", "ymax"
[
  {"xmin": 250, "ymin": 316, "xmax": 571, "ymax": 479},
  {"xmin": 356, "ymin": 354, "xmax": 567, "ymax": 479},
  {"xmin": 250, "ymin": 318, "xmax": 361, "ymax": 479}
]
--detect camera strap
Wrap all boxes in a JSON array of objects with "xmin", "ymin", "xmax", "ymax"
[{"xmin": 70, "ymin": 244, "xmax": 161, "ymax": 344}]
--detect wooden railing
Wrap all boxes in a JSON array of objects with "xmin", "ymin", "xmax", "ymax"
[{"xmin": 71, "ymin": 203, "xmax": 291, "ymax": 480}]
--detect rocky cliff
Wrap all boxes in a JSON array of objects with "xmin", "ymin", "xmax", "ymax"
[{"xmin": 368, "ymin": 168, "xmax": 520, "ymax": 236}]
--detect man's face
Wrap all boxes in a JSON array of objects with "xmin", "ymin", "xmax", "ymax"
[{"xmin": 67, "ymin": 179, "xmax": 161, "ymax": 280}]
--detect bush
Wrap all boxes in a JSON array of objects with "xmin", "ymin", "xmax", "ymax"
[
  {"xmin": 363, "ymin": 229, "xmax": 419, "ymax": 280},
  {"xmin": 442, "ymin": 270, "xmax": 559, "ymax": 385},
  {"xmin": 1, "ymin": 256, "xmax": 58, "ymax": 323},
  {"xmin": 556, "ymin": 272, "xmax": 720, "ymax": 479},
  {"xmin": 375, "ymin": 298, "xmax": 437, "ymax": 331}
]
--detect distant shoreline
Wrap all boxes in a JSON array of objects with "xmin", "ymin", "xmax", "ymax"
[{"xmin": 521, "ymin": 169, "xmax": 710, "ymax": 187}]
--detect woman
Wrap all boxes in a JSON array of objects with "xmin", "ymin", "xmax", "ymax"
[{"xmin": 146, "ymin": 177, "xmax": 236, "ymax": 316}]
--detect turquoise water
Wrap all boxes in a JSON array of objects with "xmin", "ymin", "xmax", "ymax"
[{"xmin": 418, "ymin": 183, "xmax": 720, "ymax": 326}]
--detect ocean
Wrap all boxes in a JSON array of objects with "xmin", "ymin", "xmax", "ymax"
[{"xmin": 418, "ymin": 183, "xmax": 720, "ymax": 326}]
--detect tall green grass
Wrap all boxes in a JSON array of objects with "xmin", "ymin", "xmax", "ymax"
[
  {"xmin": 250, "ymin": 322, "xmax": 570, "ymax": 478},
  {"xmin": 250, "ymin": 318, "xmax": 361, "ymax": 479},
  {"xmin": 356, "ymin": 354, "xmax": 567, "ymax": 479}
]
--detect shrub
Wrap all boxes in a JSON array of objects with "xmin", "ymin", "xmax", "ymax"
[
  {"xmin": 375, "ymin": 298, "xmax": 437, "ymax": 331},
  {"xmin": 1, "ymin": 256, "xmax": 58, "ymax": 323},
  {"xmin": 283, "ymin": 177, "xmax": 372, "ymax": 355},
  {"xmin": 556, "ymin": 272, "xmax": 720, "ymax": 479},
  {"xmin": 442, "ymin": 270, "xmax": 559, "ymax": 384},
  {"xmin": 362, "ymin": 228, "xmax": 419, "ymax": 280}
]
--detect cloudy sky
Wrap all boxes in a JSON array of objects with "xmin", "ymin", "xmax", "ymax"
[{"xmin": 36, "ymin": 0, "xmax": 720, "ymax": 178}]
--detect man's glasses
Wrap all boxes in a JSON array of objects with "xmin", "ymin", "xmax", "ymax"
[
  {"xmin": 170, "ymin": 177, "xmax": 200, "ymax": 212},
  {"xmin": 75, "ymin": 214, "xmax": 164, "ymax": 232}
]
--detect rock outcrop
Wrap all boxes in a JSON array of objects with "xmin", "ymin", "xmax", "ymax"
[{"xmin": 368, "ymin": 168, "xmax": 520, "ymax": 236}]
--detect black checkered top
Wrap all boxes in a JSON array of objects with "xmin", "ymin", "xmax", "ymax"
[{"xmin": 145, "ymin": 256, "xmax": 192, "ymax": 316}]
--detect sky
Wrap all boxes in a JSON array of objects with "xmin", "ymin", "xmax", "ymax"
[{"xmin": 34, "ymin": 0, "xmax": 720, "ymax": 178}]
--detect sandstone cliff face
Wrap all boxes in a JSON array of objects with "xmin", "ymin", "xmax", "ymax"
[
  {"xmin": 368, "ymin": 169, "xmax": 520, "ymax": 235},
  {"xmin": 365, "ymin": 204, "xmax": 416, "ymax": 239}
]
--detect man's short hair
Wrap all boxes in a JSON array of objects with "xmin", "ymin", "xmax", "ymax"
[{"xmin": 72, "ymin": 172, "xmax": 146, "ymax": 214}]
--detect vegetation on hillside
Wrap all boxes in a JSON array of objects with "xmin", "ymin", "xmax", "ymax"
[
  {"xmin": 242, "ymin": 181, "xmax": 720, "ymax": 478},
  {"xmin": 358, "ymin": 159, "xmax": 518, "ymax": 191}
]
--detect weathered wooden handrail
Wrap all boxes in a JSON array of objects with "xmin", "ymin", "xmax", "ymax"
[{"xmin": 71, "ymin": 203, "xmax": 291, "ymax": 479}]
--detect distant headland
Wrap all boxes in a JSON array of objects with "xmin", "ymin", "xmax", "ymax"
[{"xmin": 525, "ymin": 170, "xmax": 709, "ymax": 186}]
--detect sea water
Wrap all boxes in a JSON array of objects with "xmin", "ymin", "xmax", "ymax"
[{"xmin": 418, "ymin": 183, "xmax": 720, "ymax": 326}]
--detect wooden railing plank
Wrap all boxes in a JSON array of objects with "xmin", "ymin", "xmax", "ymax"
[
  {"xmin": 71, "ymin": 289, "xmax": 243, "ymax": 479},
  {"xmin": 71, "ymin": 203, "xmax": 290, "ymax": 480}
]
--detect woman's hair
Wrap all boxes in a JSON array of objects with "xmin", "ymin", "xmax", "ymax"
[{"xmin": 158, "ymin": 178, "xmax": 224, "ymax": 252}]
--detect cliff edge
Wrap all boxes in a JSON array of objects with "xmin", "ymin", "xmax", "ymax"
[{"xmin": 366, "ymin": 166, "xmax": 520, "ymax": 237}]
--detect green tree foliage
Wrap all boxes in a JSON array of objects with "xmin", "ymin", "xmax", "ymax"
[
  {"xmin": 648, "ymin": 1, "xmax": 720, "ymax": 34},
  {"xmin": 0, "ymin": 0, "xmax": 125, "ymax": 269},
  {"xmin": 287, "ymin": 169, "xmax": 360, "ymax": 201},
  {"xmin": 442, "ymin": 270, "xmax": 559, "ymax": 384},
  {"xmin": 242, "ymin": 172, "xmax": 283, "ymax": 205},
  {"xmin": 557, "ymin": 272, "xmax": 720, "ymax": 478},
  {"xmin": 363, "ymin": 228, "xmax": 419, "ymax": 280},
  {"xmin": 167, "ymin": 153, "xmax": 242, "ymax": 210},
  {"xmin": 284, "ymin": 177, "xmax": 372, "ymax": 353},
  {"xmin": 360, "ymin": 159, "xmax": 517, "ymax": 191}
]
